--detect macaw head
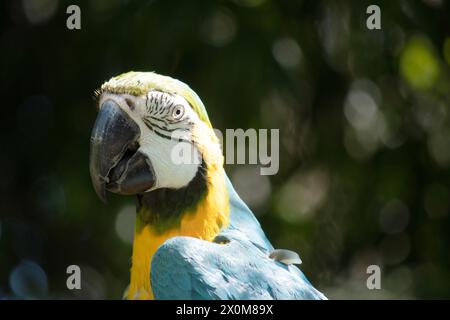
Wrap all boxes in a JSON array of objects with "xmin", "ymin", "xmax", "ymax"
[{"xmin": 89, "ymin": 72, "xmax": 223, "ymax": 202}]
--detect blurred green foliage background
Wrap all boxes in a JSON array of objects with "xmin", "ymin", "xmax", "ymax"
[{"xmin": 1, "ymin": 0, "xmax": 450, "ymax": 299}]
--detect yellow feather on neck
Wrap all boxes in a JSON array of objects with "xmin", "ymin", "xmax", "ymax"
[{"xmin": 127, "ymin": 123, "xmax": 228, "ymax": 300}]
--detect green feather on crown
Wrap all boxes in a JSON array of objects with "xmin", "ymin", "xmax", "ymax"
[{"xmin": 100, "ymin": 71, "xmax": 212, "ymax": 128}]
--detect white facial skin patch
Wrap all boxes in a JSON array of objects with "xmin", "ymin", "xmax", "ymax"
[{"xmin": 99, "ymin": 91, "xmax": 202, "ymax": 191}]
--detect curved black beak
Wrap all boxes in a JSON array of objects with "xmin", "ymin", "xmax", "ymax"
[{"xmin": 89, "ymin": 99, "xmax": 155, "ymax": 202}]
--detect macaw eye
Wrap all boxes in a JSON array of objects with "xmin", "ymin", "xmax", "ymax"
[{"xmin": 172, "ymin": 105, "xmax": 185, "ymax": 120}]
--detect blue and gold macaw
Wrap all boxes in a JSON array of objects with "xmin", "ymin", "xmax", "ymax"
[{"xmin": 89, "ymin": 72, "xmax": 326, "ymax": 300}]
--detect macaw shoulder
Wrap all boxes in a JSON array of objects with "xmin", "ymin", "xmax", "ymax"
[{"xmin": 150, "ymin": 236, "xmax": 326, "ymax": 300}]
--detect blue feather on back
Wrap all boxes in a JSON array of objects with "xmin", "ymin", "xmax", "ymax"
[{"xmin": 151, "ymin": 175, "xmax": 327, "ymax": 300}]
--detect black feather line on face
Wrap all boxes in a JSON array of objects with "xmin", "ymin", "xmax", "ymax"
[
  {"xmin": 142, "ymin": 118, "xmax": 191, "ymax": 144},
  {"xmin": 145, "ymin": 95, "xmax": 150, "ymax": 112},
  {"xmin": 144, "ymin": 118, "xmax": 186, "ymax": 133},
  {"xmin": 148, "ymin": 116, "xmax": 169, "ymax": 126}
]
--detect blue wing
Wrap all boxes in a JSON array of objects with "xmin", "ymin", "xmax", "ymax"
[{"xmin": 150, "ymin": 176, "xmax": 327, "ymax": 300}]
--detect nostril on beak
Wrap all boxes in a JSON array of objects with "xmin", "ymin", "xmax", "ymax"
[{"xmin": 124, "ymin": 98, "xmax": 135, "ymax": 111}]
